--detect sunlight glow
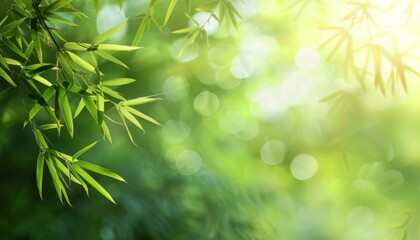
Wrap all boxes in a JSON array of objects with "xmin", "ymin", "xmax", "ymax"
[
  {"xmin": 294, "ymin": 48, "xmax": 321, "ymax": 70},
  {"xmin": 260, "ymin": 140, "xmax": 286, "ymax": 165},
  {"xmin": 194, "ymin": 91, "xmax": 220, "ymax": 116}
]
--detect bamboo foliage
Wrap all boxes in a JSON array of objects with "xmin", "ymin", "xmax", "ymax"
[
  {"xmin": 0, "ymin": 0, "xmax": 240, "ymax": 204},
  {"xmin": 315, "ymin": 0, "xmax": 420, "ymax": 114}
]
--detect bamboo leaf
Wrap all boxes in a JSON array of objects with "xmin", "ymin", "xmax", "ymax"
[
  {"xmin": 118, "ymin": 110, "xmax": 136, "ymax": 145},
  {"xmin": 97, "ymin": 44, "xmax": 141, "ymax": 51},
  {"xmin": 96, "ymin": 92, "xmax": 104, "ymax": 126},
  {"xmin": 164, "ymin": 0, "xmax": 178, "ymax": 26},
  {"xmin": 95, "ymin": 50, "xmax": 128, "ymax": 68},
  {"xmin": 101, "ymin": 78, "xmax": 136, "ymax": 86},
  {"xmin": 0, "ymin": 87, "xmax": 14, "ymax": 100},
  {"xmin": 2, "ymin": 37, "xmax": 27, "ymax": 60},
  {"xmin": 102, "ymin": 86, "xmax": 126, "ymax": 101},
  {"xmin": 120, "ymin": 107, "xmax": 144, "ymax": 131},
  {"xmin": 77, "ymin": 161, "xmax": 126, "ymax": 182},
  {"xmin": 132, "ymin": 17, "xmax": 149, "ymax": 46},
  {"xmin": 64, "ymin": 42, "xmax": 89, "ymax": 51},
  {"xmin": 122, "ymin": 96, "xmax": 160, "ymax": 106},
  {"xmin": 70, "ymin": 167, "xmax": 89, "ymax": 195},
  {"xmin": 73, "ymin": 141, "xmax": 99, "ymax": 160},
  {"xmin": 67, "ymin": 51, "xmax": 96, "ymax": 74},
  {"xmin": 73, "ymin": 164, "xmax": 116, "ymax": 204},
  {"xmin": 172, "ymin": 27, "xmax": 197, "ymax": 34},
  {"xmin": 74, "ymin": 98, "xmax": 85, "ymax": 118},
  {"xmin": 45, "ymin": 157, "xmax": 64, "ymax": 203},
  {"xmin": 83, "ymin": 95, "xmax": 98, "ymax": 122},
  {"xmin": 33, "ymin": 75, "xmax": 53, "ymax": 87},
  {"xmin": 58, "ymin": 87, "xmax": 74, "ymax": 137},
  {"xmin": 101, "ymin": 121, "xmax": 112, "ymax": 143},
  {"xmin": 54, "ymin": 158, "xmax": 81, "ymax": 185},
  {"xmin": 0, "ymin": 17, "xmax": 26, "ymax": 34},
  {"xmin": 92, "ymin": 19, "xmax": 128, "ymax": 45},
  {"xmin": 0, "ymin": 67, "xmax": 16, "ymax": 86},
  {"xmin": 36, "ymin": 153, "xmax": 45, "ymax": 200},
  {"xmin": 45, "ymin": 0, "xmax": 73, "ymax": 12},
  {"xmin": 126, "ymin": 106, "xmax": 161, "ymax": 126}
]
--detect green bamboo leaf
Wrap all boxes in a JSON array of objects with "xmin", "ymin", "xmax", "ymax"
[
  {"xmin": 101, "ymin": 78, "xmax": 136, "ymax": 86},
  {"xmin": 77, "ymin": 161, "xmax": 125, "ymax": 182},
  {"xmin": 102, "ymin": 86, "xmax": 126, "ymax": 101},
  {"xmin": 73, "ymin": 164, "xmax": 116, "ymax": 204},
  {"xmin": 164, "ymin": 0, "xmax": 178, "ymax": 26},
  {"xmin": 185, "ymin": 0, "xmax": 191, "ymax": 14},
  {"xmin": 172, "ymin": 27, "xmax": 197, "ymax": 34},
  {"xmin": 58, "ymin": 87, "xmax": 74, "ymax": 137},
  {"xmin": 101, "ymin": 121, "xmax": 112, "ymax": 143},
  {"xmin": 0, "ymin": 87, "xmax": 14, "ymax": 100},
  {"xmin": 46, "ymin": 12, "xmax": 77, "ymax": 26},
  {"xmin": 177, "ymin": 30, "xmax": 200, "ymax": 57},
  {"xmin": 96, "ymin": 92, "xmax": 104, "ymax": 126},
  {"xmin": 45, "ymin": 157, "xmax": 64, "ymax": 203},
  {"xmin": 24, "ymin": 63, "xmax": 55, "ymax": 75},
  {"xmin": 118, "ymin": 110, "xmax": 136, "ymax": 145},
  {"xmin": 373, "ymin": 44, "xmax": 385, "ymax": 95},
  {"xmin": 122, "ymin": 96, "xmax": 160, "ymax": 106},
  {"xmin": 126, "ymin": 106, "xmax": 161, "ymax": 126},
  {"xmin": 67, "ymin": 51, "xmax": 96, "ymax": 74},
  {"xmin": 46, "ymin": 149, "xmax": 73, "ymax": 163},
  {"xmin": 4, "ymin": 58, "xmax": 22, "ymax": 66},
  {"xmin": 64, "ymin": 42, "xmax": 89, "ymax": 51},
  {"xmin": 0, "ymin": 17, "xmax": 26, "ymax": 34},
  {"xmin": 92, "ymin": 19, "xmax": 128, "ymax": 45},
  {"xmin": 74, "ymin": 98, "xmax": 85, "ymax": 118},
  {"xmin": 39, "ymin": 123, "xmax": 64, "ymax": 130},
  {"xmin": 132, "ymin": 17, "xmax": 149, "ymax": 46},
  {"xmin": 70, "ymin": 167, "xmax": 89, "ymax": 195},
  {"xmin": 120, "ymin": 107, "xmax": 144, "ymax": 131},
  {"xmin": 73, "ymin": 141, "xmax": 99, "ymax": 160},
  {"xmin": 36, "ymin": 153, "xmax": 45, "ymax": 200},
  {"xmin": 0, "ymin": 67, "xmax": 16, "ymax": 86},
  {"xmin": 32, "ymin": 75, "xmax": 52, "ymax": 87},
  {"xmin": 97, "ymin": 44, "xmax": 141, "ymax": 51},
  {"xmin": 118, "ymin": 0, "xmax": 123, "ymax": 9},
  {"xmin": 95, "ymin": 50, "xmax": 128, "ymax": 68},
  {"xmin": 54, "ymin": 158, "xmax": 81, "ymax": 185},
  {"xmin": 26, "ymin": 88, "xmax": 55, "ymax": 126},
  {"xmin": 31, "ymin": 19, "xmax": 43, "ymax": 62},
  {"xmin": 45, "ymin": 0, "xmax": 73, "ymax": 12},
  {"xmin": 87, "ymin": 51, "xmax": 100, "ymax": 76},
  {"xmin": 83, "ymin": 95, "xmax": 98, "ymax": 122},
  {"xmin": 57, "ymin": 52, "xmax": 74, "ymax": 78},
  {"xmin": 2, "ymin": 37, "xmax": 27, "ymax": 60},
  {"xmin": 34, "ymin": 129, "xmax": 49, "ymax": 149}
]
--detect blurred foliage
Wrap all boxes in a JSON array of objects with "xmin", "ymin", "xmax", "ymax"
[{"xmin": 3, "ymin": 0, "xmax": 420, "ymax": 239}]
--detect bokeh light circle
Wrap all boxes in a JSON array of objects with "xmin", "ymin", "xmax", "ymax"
[
  {"xmin": 193, "ymin": 91, "xmax": 220, "ymax": 116},
  {"xmin": 260, "ymin": 140, "xmax": 286, "ymax": 165},
  {"xmin": 290, "ymin": 154, "xmax": 318, "ymax": 180}
]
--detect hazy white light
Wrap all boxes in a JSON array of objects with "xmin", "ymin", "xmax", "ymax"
[
  {"xmin": 252, "ymin": 86, "xmax": 287, "ymax": 120},
  {"xmin": 193, "ymin": 91, "xmax": 220, "ymax": 116},
  {"xmin": 240, "ymin": 34, "xmax": 277, "ymax": 62},
  {"xmin": 162, "ymin": 76, "xmax": 190, "ymax": 101},
  {"xmin": 215, "ymin": 69, "xmax": 241, "ymax": 89},
  {"xmin": 280, "ymin": 72, "xmax": 309, "ymax": 105},
  {"xmin": 290, "ymin": 154, "xmax": 318, "ymax": 180},
  {"xmin": 230, "ymin": 55, "xmax": 255, "ymax": 79},
  {"xmin": 176, "ymin": 150, "xmax": 203, "ymax": 175},
  {"xmin": 209, "ymin": 44, "xmax": 232, "ymax": 69},
  {"xmin": 235, "ymin": 120, "xmax": 259, "ymax": 140},
  {"xmin": 219, "ymin": 110, "xmax": 245, "ymax": 134},
  {"xmin": 295, "ymin": 48, "xmax": 321, "ymax": 70},
  {"xmin": 347, "ymin": 206, "xmax": 375, "ymax": 229},
  {"xmin": 260, "ymin": 140, "xmax": 286, "ymax": 165},
  {"xmin": 97, "ymin": 5, "xmax": 127, "ymax": 40},
  {"xmin": 189, "ymin": 12, "xmax": 219, "ymax": 34},
  {"xmin": 163, "ymin": 120, "xmax": 191, "ymax": 143}
]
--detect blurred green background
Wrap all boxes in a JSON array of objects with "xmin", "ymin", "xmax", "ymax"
[{"xmin": 2, "ymin": 0, "xmax": 420, "ymax": 239}]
